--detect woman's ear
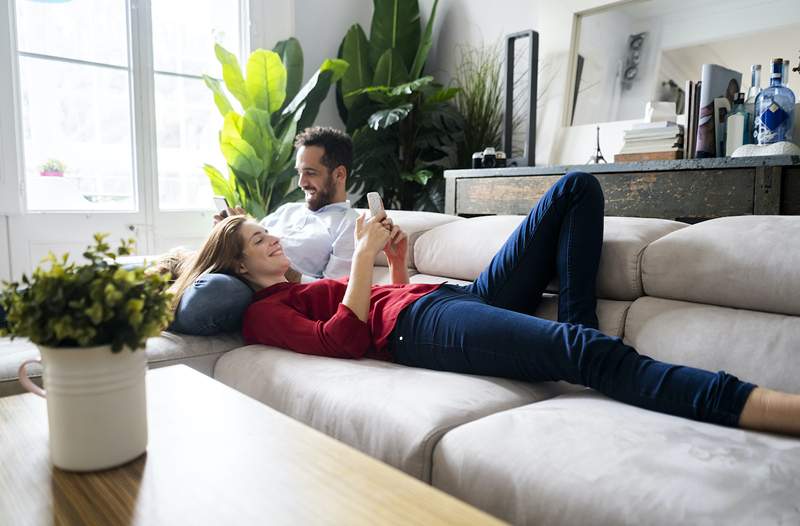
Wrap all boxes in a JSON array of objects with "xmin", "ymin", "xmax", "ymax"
[{"xmin": 237, "ymin": 259, "xmax": 248, "ymax": 277}]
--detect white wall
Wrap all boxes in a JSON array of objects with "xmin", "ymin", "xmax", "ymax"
[{"xmin": 293, "ymin": 0, "xmax": 372, "ymax": 128}]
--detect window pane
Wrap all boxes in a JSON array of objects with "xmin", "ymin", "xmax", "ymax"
[
  {"xmin": 20, "ymin": 57, "xmax": 135, "ymax": 211},
  {"xmin": 16, "ymin": 0, "xmax": 128, "ymax": 67},
  {"xmin": 152, "ymin": 0, "xmax": 241, "ymax": 76},
  {"xmin": 155, "ymin": 74, "xmax": 221, "ymax": 210}
]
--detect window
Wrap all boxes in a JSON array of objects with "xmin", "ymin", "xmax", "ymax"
[{"xmin": 12, "ymin": 0, "xmax": 244, "ymax": 212}]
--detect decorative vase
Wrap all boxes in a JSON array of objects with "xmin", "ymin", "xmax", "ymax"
[
  {"xmin": 39, "ymin": 170, "xmax": 63, "ymax": 177},
  {"xmin": 18, "ymin": 344, "xmax": 148, "ymax": 471}
]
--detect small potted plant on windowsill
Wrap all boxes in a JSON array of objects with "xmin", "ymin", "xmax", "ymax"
[
  {"xmin": 39, "ymin": 158, "xmax": 67, "ymax": 177},
  {"xmin": 0, "ymin": 235, "xmax": 173, "ymax": 471}
]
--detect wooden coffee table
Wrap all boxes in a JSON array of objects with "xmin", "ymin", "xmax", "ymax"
[{"xmin": 0, "ymin": 365, "xmax": 503, "ymax": 525}]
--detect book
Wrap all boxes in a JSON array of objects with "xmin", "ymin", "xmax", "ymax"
[
  {"xmin": 624, "ymin": 128, "xmax": 682, "ymax": 140},
  {"xmin": 713, "ymin": 97, "xmax": 731, "ymax": 158},
  {"xmin": 619, "ymin": 143, "xmax": 683, "ymax": 155},
  {"xmin": 695, "ymin": 64, "xmax": 742, "ymax": 157},
  {"xmin": 683, "ymin": 80, "xmax": 694, "ymax": 159},
  {"xmin": 615, "ymin": 150, "xmax": 683, "ymax": 162},
  {"xmin": 631, "ymin": 121, "xmax": 678, "ymax": 129},
  {"xmin": 689, "ymin": 81, "xmax": 702, "ymax": 158}
]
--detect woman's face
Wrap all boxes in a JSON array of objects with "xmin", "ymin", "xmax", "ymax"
[{"xmin": 237, "ymin": 221, "xmax": 290, "ymax": 280}]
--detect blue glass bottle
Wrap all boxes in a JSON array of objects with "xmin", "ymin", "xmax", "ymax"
[{"xmin": 754, "ymin": 58, "xmax": 796, "ymax": 145}]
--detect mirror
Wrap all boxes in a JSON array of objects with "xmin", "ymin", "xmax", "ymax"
[
  {"xmin": 570, "ymin": 0, "xmax": 800, "ymax": 126},
  {"xmin": 504, "ymin": 30, "xmax": 538, "ymax": 166}
]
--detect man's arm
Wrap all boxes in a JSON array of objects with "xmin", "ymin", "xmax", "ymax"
[{"xmin": 322, "ymin": 209, "xmax": 359, "ymax": 279}]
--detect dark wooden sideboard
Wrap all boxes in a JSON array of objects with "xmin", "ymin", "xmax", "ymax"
[{"xmin": 444, "ymin": 156, "xmax": 800, "ymax": 222}]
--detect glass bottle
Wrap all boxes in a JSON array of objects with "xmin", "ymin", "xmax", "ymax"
[
  {"xmin": 754, "ymin": 58, "xmax": 796, "ymax": 145},
  {"xmin": 744, "ymin": 65, "xmax": 761, "ymax": 140},
  {"xmin": 725, "ymin": 92, "xmax": 751, "ymax": 155}
]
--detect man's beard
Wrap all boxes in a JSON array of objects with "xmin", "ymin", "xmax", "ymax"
[{"xmin": 305, "ymin": 175, "xmax": 336, "ymax": 211}]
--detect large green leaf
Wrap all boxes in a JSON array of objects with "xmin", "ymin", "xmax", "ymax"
[
  {"xmin": 372, "ymin": 48, "xmax": 409, "ymax": 87},
  {"xmin": 276, "ymin": 107, "xmax": 301, "ymax": 168},
  {"xmin": 221, "ymin": 112, "xmax": 243, "ymax": 142},
  {"xmin": 203, "ymin": 164, "xmax": 236, "ymax": 206},
  {"xmin": 214, "ymin": 44, "xmax": 250, "ymax": 109},
  {"xmin": 246, "ymin": 49, "xmax": 287, "ymax": 113},
  {"xmin": 369, "ymin": 0, "xmax": 420, "ymax": 70},
  {"xmin": 202, "ymin": 75, "xmax": 234, "ymax": 117},
  {"xmin": 242, "ymin": 108, "xmax": 274, "ymax": 174},
  {"xmin": 281, "ymin": 58, "xmax": 348, "ymax": 131},
  {"xmin": 368, "ymin": 103, "xmax": 413, "ymax": 130},
  {"xmin": 409, "ymin": 0, "xmax": 439, "ymax": 78},
  {"xmin": 340, "ymin": 24, "xmax": 372, "ymax": 109},
  {"xmin": 221, "ymin": 138, "xmax": 262, "ymax": 183},
  {"xmin": 273, "ymin": 37, "xmax": 303, "ymax": 105}
]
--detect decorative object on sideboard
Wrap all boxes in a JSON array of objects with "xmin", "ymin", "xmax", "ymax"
[
  {"xmin": 503, "ymin": 30, "xmax": 538, "ymax": 167},
  {"xmin": 587, "ymin": 126, "xmax": 606, "ymax": 164},
  {"xmin": 2, "ymin": 235, "xmax": 173, "ymax": 471},
  {"xmin": 695, "ymin": 64, "xmax": 741, "ymax": 158},
  {"xmin": 754, "ymin": 58, "xmax": 796, "ymax": 146},
  {"xmin": 616, "ymin": 102, "xmax": 683, "ymax": 163},
  {"xmin": 731, "ymin": 141, "xmax": 800, "ymax": 157}
]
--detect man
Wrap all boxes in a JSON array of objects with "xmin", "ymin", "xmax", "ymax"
[{"xmin": 171, "ymin": 127, "xmax": 359, "ymax": 335}]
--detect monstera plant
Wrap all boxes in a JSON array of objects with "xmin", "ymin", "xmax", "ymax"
[
  {"xmin": 203, "ymin": 40, "xmax": 348, "ymax": 218},
  {"xmin": 336, "ymin": 0, "xmax": 464, "ymax": 211}
]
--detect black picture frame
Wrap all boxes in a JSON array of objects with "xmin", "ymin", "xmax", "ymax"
[{"xmin": 503, "ymin": 30, "xmax": 539, "ymax": 167}]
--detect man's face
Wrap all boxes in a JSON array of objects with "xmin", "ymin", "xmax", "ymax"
[{"xmin": 295, "ymin": 145, "xmax": 338, "ymax": 211}]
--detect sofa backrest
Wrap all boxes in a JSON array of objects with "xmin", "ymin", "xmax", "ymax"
[
  {"xmin": 356, "ymin": 209, "xmax": 463, "ymax": 270},
  {"xmin": 413, "ymin": 215, "xmax": 687, "ymax": 301},
  {"xmin": 642, "ymin": 215, "xmax": 800, "ymax": 317}
]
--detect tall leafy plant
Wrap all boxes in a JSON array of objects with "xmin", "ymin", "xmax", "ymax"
[
  {"xmin": 203, "ymin": 40, "xmax": 348, "ymax": 218},
  {"xmin": 454, "ymin": 43, "xmax": 504, "ymax": 168},
  {"xmin": 336, "ymin": 0, "xmax": 463, "ymax": 211}
]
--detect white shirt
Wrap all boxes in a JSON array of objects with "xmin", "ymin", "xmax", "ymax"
[{"xmin": 260, "ymin": 201, "xmax": 359, "ymax": 279}]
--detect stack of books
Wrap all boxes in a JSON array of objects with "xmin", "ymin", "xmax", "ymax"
[{"xmin": 615, "ymin": 122, "xmax": 684, "ymax": 162}]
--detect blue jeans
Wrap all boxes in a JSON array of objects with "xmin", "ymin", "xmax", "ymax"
[
  {"xmin": 391, "ymin": 172, "xmax": 756, "ymax": 427},
  {"xmin": 169, "ymin": 274, "xmax": 253, "ymax": 335}
]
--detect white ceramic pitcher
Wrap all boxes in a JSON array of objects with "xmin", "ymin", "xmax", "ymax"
[{"xmin": 18, "ymin": 344, "xmax": 148, "ymax": 471}]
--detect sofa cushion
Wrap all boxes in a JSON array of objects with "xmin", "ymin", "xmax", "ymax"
[
  {"xmin": 432, "ymin": 391, "xmax": 800, "ymax": 525},
  {"xmin": 213, "ymin": 345, "xmax": 583, "ymax": 482},
  {"xmin": 355, "ymin": 209, "xmax": 463, "ymax": 269},
  {"xmin": 623, "ymin": 296, "xmax": 800, "ymax": 393},
  {"xmin": 0, "ymin": 332, "xmax": 243, "ymax": 397},
  {"xmin": 414, "ymin": 216, "xmax": 686, "ymax": 301},
  {"xmin": 642, "ymin": 215, "xmax": 800, "ymax": 316}
]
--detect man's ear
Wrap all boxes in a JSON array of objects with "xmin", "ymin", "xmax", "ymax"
[{"xmin": 333, "ymin": 165, "xmax": 347, "ymax": 184}]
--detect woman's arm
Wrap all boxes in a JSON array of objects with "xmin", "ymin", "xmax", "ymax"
[
  {"xmin": 341, "ymin": 213, "xmax": 391, "ymax": 321},
  {"xmin": 384, "ymin": 223, "xmax": 409, "ymax": 285}
]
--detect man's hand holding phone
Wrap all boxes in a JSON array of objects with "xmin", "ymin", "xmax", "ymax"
[{"xmin": 212, "ymin": 196, "xmax": 247, "ymax": 225}]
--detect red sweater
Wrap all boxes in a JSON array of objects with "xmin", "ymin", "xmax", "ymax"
[{"xmin": 241, "ymin": 279, "xmax": 442, "ymax": 360}]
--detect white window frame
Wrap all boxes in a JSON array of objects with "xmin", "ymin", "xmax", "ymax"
[{"xmin": 0, "ymin": 0, "xmax": 293, "ymax": 279}]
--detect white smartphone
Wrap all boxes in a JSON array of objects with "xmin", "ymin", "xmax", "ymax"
[
  {"xmin": 366, "ymin": 192, "xmax": 385, "ymax": 217},
  {"xmin": 213, "ymin": 195, "xmax": 230, "ymax": 212}
]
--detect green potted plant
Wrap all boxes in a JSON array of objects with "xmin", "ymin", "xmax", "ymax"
[
  {"xmin": 203, "ymin": 40, "xmax": 348, "ymax": 218},
  {"xmin": 39, "ymin": 158, "xmax": 66, "ymax": 177},
  {"xmin": 1, "ymin": 234, "xmax": 173, "ymax": 471},
  {"xmin": 336, "ymin": 0, "xmax": 464, "ymax": 211}
]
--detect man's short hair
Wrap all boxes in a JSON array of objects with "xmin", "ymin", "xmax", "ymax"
[{"xmin": 294, "ymin": 127, "xmax": 353, "ymax": 175}]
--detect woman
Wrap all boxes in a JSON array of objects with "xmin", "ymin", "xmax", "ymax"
[{"xmin": 178, "ymin": 172, "xmax": 800, "ymax": 436}]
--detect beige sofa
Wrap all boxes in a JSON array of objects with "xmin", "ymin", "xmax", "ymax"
[{"xmin": 3, "ymin": 210, "xmax": 799, "ymax": 524}]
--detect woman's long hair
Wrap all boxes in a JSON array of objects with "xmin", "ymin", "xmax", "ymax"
[{"xmin": 168, "ymin": 215, "xmax": 249, "ymax": 313}]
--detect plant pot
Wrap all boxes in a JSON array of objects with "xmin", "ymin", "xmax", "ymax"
[
  {"xmin": 39, "ymin": 170, "xmax": 64, "ymax": 177},
  {"xmin": 18, "ymin": 344, "xmax": 148, "ymax": 471}
]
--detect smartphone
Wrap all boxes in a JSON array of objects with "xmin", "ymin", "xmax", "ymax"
[
  {"xmin": 366, "ymin": 192, "xmax": 385, "ymax": 217},
  {"xmin": 213, "ymin": 196, "xmax": 230, "ymax": 212}
]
